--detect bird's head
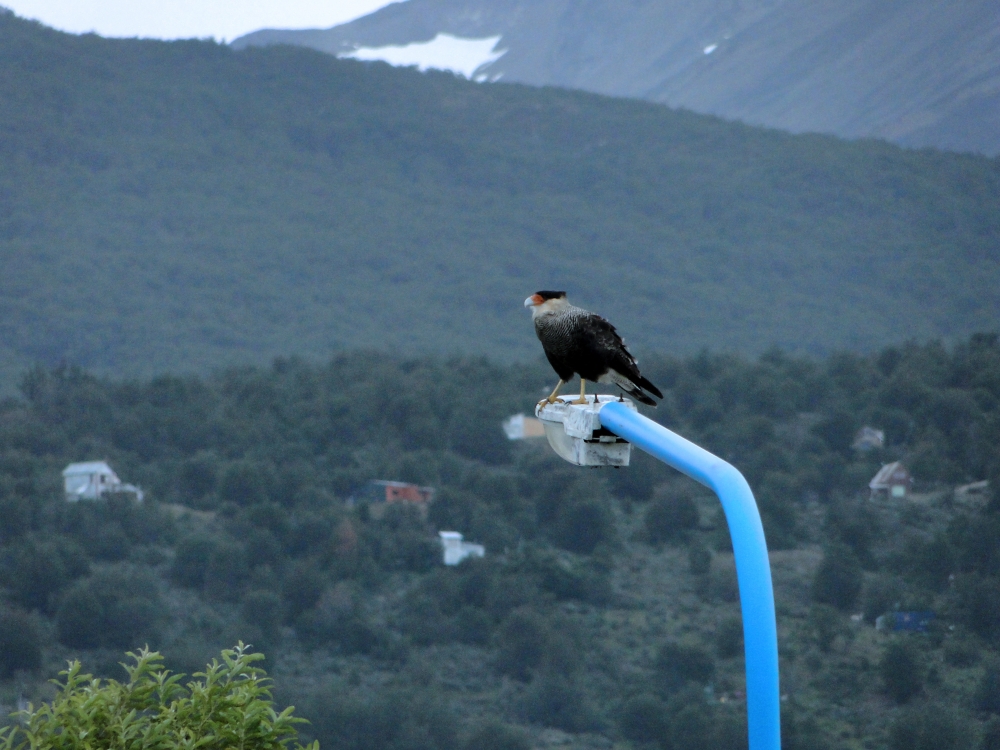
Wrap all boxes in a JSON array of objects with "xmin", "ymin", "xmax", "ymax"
[{"xmin": 524, "ymin": 291, "xmax": 568, "ymax": 318}]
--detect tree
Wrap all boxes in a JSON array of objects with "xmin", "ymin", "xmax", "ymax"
[
  {"xmin": 982, "ymin": 716, "xmax": 1000, "ymax": 750},
  {"xmin": 461, "ymin": 720, "xmax": 530, "ymax": 750},
  {"xmin": 887, "ymin": 705, "xmax": 969, "ymax": 750},
  {"xmin": 881, "ymin": 641, "xmax": 923, "ymax": 704},
  {"xmin": 518, "ymin": 672, "xmax": 600, "ymax": 734},
  {"xmin": 644, "ymin": 491, "xmax": 700, "ymax": 545},
  {"xmin": 0, "ymin": 609, "xmax": 41, "ymax": 676},
  {"xmin": 554, "ymin": 497, "xmax": 615, "ymax": 555},
  {"xmin": 0, "ymin": 644, "xmax": 316, "ymax": 750},
  {"xmin": 655, "ymin": 641, "xmax": 715, "ymax": 694},
  {"xmin": 975, "ymin": 662, "xmax": 1000, "ymax": 714},
  {"xmin": 811, "ymin": 545, "xmax": 862, "ymax": 611},
  {"xmin": 618, "ymin": 693, "xmax": 669, "ymax": 745},
  {"xmin": 55, "ymin": 566, "xmax": 164, "ymax": 650},
  {"xmin": 493, "ymin": 608, "xmax": 551, "ymax": 681}
]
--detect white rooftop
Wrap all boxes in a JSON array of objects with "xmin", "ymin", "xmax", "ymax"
[{"xmin": 62, "ymin": 461, "xmax": 115, "ymax": 476}]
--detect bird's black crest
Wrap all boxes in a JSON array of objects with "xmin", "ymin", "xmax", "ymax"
[{"xmin": 535, "ymin": 291, "xmax": 566, "ymax": 301}]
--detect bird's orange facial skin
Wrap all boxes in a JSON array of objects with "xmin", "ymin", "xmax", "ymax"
[{"xmin": 530, "ymin": 294, "xmax": 543, "ymax": 306}]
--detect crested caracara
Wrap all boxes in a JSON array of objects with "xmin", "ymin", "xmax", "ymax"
[{"xmin": 525, "ymin": 291, "xmax": 663, "ymax": 407}]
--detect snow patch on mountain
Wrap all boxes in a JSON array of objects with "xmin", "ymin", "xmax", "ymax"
[{"xmin": 339, "ymin": 33, "xmax": 505, "ymax": 79}]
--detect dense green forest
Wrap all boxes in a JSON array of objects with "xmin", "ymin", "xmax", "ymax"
[
  {"xmin": 0, "ymin": 335, "xmax": 999, "ymax": 749},
  {"xmin": 1, "ymin": 10, "xmax": 999, "ymax": 393}
]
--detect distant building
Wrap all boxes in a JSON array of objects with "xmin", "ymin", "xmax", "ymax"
[
  {"xmin": 875, "ymin": 611, "xmax": 935, "ymax": 633},
  {"xmin": 852, "ymin": 426, "xmax": 885, "ymax": 451},
  {"xmin": 62, "ymin": 461, "xmax": 143, "ymax": 502},
  {"xmin": 955, "ymin": 479, "xmax": 990, "ymax": 503},
  {"xmin": 353, "ymin": 480, "xmax": 434, "ymax": 519},
  {"xmin": 438, "ymin": 531, "xmax": 485, "ymax": 566},
  {"xmin": 502, "ymin": 413, "xmax": 546, "ymax": 440},
  {"xmin": 869, "ymin": 461, "xmax": 912, "ymax": 499}
]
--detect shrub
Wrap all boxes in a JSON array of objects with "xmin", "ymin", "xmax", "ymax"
[
  {"xmin": 944, "ymin": 637, "xmax": 981, "ymax": 668},
  {"xmin": 0, "ymin": 645, "xmax": 316, "ymax": 750},
  {"xmin": 179, "ymin": 451, "xmax": 219, "ymax": 501},
  {"xmin": 282, "ymin": 561, "xmax": 326, "ymax": 620},
  {"xmin": 715, "ymin": 616, "xmax": 744, "ymax": 659},
  {"xmin": 688, "ymin": 544, "xmax": 712, "ymax": 576},
  {"xmin": 204, "ymin": 541, "xmax": 251, "ymax": 601},
  {"xmin": 861, "ymin": 574, "xmax": 902, "ymax": 623},
  {"xmin": 887, "ymin": 705, "xmax": 969, "ymax": 750},
  {"xmin": 809, "ymin": 604, "xmax": 845, "ymax": 653},
  {"xmin": 0, "ymin": 609, "xmax": 41, "ymax": 676},
  {"xmin": 2, "ymin": 537, "xmax": 88, "ymax": 614},
  {"xmin": 171, "ymin": 534, "xmax": 218, "ymax": 588},
  {"xmin": 811, "ymin": 544, "xmax": 862, "ymax": 611},
  {"xmin": 494, "ymin": 608, "xmax": 547, "ymax": 681},
  {"xmin": 533, "ymin": 551, "xmax": 611, "ymax": 605},
  {"xmin": 493, "ymin": 608, "xmax": 578, "ymax": 680},
  {"xmin": 241, "ymin": 589, "xmax": 284, "ymax": 646},
  {"xmin": 900, "ymin": 532, "xmax": 955, "ymax": 592},
  {"xmin": 714, "ymin": 708, "xmax": 749, "ymax": 750},
  {"xmin": 880, "ymin": 641, "xmax": 923, "ymax": 704},
  {"xmin": 976, "ymin": 662, "xmax": 1000, "ymax": 714},
  {"xmin": 55, "ymin": 586, "xmax": 104, "ymax": 648},
  {"xmin": 219, "ymin": 460, "xmax": 275, "ymax": 506},
  {"xmin": 303, "ymin": 688, "xmax": 457, "ymax": 750},
  {"xmin": 654, "ymin": 641, "xmax": 715, "ymax": 694},
  {"xmin": 982, "ymin": 716, "xmax": 1000, "ymax": 750},
  {"xmin": 954, "ymin": 575, "xmax": 1000, "ymax": 640},
  {"xmin": 664, "ymin": 687, "xmax": 716, "ymax": 749},
  {"xmin": 461, "ymin": 720, "xmax": 530, "ymax": 750},
  {"xmin": 518, "ymin": 672, "xmax": 601, "ymax": 733},
  {"xmin": 554, "ymin": 497, "xmax": 615, "ymax": 555},
  {"xmin": 618, "ymin": 693, "xmax": 669, "ymax": 745},
  {"xmin": 55, "ymin": 566, "xmax": 164, "ymax": 650},
  {"xmin": 644, "ymin": 492, "xmax": 699, "ymax": 545}
]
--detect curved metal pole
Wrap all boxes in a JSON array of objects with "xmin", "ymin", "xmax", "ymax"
[{"xmin": 599, "ymin": 402, "xmax": 781, "ymax": 750}]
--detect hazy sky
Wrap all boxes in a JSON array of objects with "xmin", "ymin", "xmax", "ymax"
[{"xmin": 3, "ymin": 0, "xmax": 400, "ymax": 42}]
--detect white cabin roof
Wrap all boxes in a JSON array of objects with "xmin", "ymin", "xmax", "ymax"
[
  {"xmin": 869, "ymin": 461, "xmax": 909, "ymax": 489},
  {"xmin": 62, "ymin": 461, "xmax": 115, "ymax": 477}
]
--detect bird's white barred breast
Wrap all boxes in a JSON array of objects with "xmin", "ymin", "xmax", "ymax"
[{"xmin": 534, "ymin": 307, "xmax": 590, "ymax": 356}]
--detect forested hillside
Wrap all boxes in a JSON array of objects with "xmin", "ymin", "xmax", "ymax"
[
  {"xmin": 0, "ymin": 336, "xmax": 999, "ymax": 749},
  {"xmin": 2, "ymin": 11, "xmax": 999, "ymax": 393}
]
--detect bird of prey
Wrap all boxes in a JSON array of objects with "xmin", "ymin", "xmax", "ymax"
[{"xmin": 525, "ymin": 291, "xmax": 663, "ymax": 407}]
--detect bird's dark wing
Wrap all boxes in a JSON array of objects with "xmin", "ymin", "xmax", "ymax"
[{"xmin": 583, "ymin": 314, "xmax": 663, "ymax": 399}]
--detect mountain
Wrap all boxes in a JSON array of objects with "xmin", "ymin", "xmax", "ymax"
[
  {"xmin": 1, "ymin": 11, "xmax": 999, "ymax": 392},
  {"xmin": 232, "ymin": 0, "xmax": 1000, "ymax": 156}
]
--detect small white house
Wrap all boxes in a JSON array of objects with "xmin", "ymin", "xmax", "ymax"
[
  {"xmin": 502, "ymin": 413, "xmax": 546, "ymax": 440},
  {"xmin": 62, "ymin": 461, "xmax": 143, "ymax": 502},
  {"xmin": 852, "ymin": 426, "xmax": 885, "ymax": 451},
  {"xmin": 438, "ymin": 531, "xmax": 485, "ymax": 566},
  {"xmin": 869, "ymin": 461, "xmax": 911, "ymax": 499}
]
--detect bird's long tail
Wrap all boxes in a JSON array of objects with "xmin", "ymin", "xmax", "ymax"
[
  {"xmin": 621, "ymin": 382, "xmax": 657, "ymax": 406},
  {"xmin": 637, "ymin": 375, "xmax": 663, "ymax": 399}
]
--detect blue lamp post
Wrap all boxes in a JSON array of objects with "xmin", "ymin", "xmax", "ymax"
[{"xmin": 536, "ymin": 397, "xmax": 781, "ymax": 750}]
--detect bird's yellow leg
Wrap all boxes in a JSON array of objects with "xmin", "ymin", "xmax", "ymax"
[
  {"xmin": 570, "ymin": 379, "xmax": 588, "ymax": 405},
  {"xmin": 537, "ymin": 379, "xmax": 565, "ymax": 409}
]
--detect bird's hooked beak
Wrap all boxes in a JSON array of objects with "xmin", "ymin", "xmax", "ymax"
[{"xmin": 524, "ymin": 294, "xmax": 543, "ymax": 308}]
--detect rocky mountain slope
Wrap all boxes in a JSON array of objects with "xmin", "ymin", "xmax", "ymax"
[{"xmin": 233, "ymin": 0, "xmax": 1000, "ymax": 156}]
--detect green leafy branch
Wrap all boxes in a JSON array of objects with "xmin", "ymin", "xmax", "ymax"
[{"xmin": 0, "ymin": 643, "xmax": 318, "ymax": 750}]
